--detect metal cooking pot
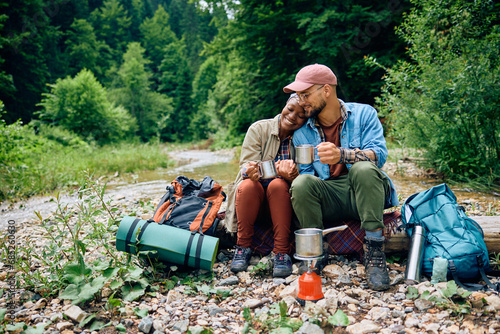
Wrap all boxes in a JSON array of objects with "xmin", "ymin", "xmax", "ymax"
[{"xmin": 295, "ymin": 225, "xmax": 348, "ymax": 257}]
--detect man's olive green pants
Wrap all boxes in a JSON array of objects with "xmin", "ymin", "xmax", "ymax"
[{"xmin": 290, "ymin": 162, "xmax": 391, "ymax": 231}]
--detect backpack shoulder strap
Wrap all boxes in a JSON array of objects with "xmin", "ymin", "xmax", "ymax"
[
  {"xmin": 401, "ymin": 191, "xmax": 420, "ymax": 230},
  {"xmin": 450, "ymin": 257, "xmax": 500, "ymax": 292},
  {"xmin": 152, "ymin": 184, "xmax": 176, "ymax": 218},
  {"xmin": 449, "ymin": 260, "xmax": 485, "ymax": 291},
  {"xmin": 477, "ymin": 256, "xmax": 500, "ymax": 292}
]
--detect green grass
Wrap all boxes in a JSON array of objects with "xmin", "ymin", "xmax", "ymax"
[{"xmin": 0, "ymin": 141, "xmax": 174, "ymax": 201}]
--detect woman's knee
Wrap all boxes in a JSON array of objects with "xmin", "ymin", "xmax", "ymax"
[
  {"xmin": 267, "ymin": 178, "xmax": 289, "ymax": 193},
  {"xmin": 237, "ymin": 179, "xmax": 264, "ymax": 197}
]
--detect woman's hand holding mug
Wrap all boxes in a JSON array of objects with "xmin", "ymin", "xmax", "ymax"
[
  {"xmin": 244, "ymin": 160, "xmax": 279, "ymax": 181},
  {"xmin": 244, "ymin": 162, "xmax": 261, "ymax": 182}
]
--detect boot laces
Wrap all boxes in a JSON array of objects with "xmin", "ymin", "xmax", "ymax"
[
  {"xmin": 275, "ymin": 253, "xmax": 287, "ymax": 265},
  {"xmin": 234, "ymin": 247, "xmax": 249, "ymax": 261},
  {"xmin": 367, "ymin": 246, "xmax": 386, "ymax": 268}
]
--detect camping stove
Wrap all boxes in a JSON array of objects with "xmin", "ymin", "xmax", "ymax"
[{"xmin": 294, "ymin": 254, "xmax": 324, "ymax": 306}]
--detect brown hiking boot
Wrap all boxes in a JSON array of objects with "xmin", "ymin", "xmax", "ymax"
[{"xmin": 363, "ymin": 236, "xmax": 390, "ymax": 291}]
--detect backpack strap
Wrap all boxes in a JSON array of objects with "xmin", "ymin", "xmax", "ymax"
[
  {"xmin": 449, "ymin": 260, "xmax": 485, "ymax": 291},
  {"xmin": 449, "ymin": 257, "xmax": 500, "ymax": 292},
  {"xmin": 158, "ymin": 201, "xmax": 177, "ymax": 225},
  {"xmin": 197, "ymin": 201, "xmax": 213, "ymax": 235},
  {"xmin": 152, "ymin": 184, "xmax": 176, "ymax": 220},
  {"xmin": 184, "ymin": 231, "xmax": 196, "ymax": 267},
  {"xmin": 195, "ymin": 234, "xmax": 204, "ymax": 269},
  {"xmin": 476, "ymin": 256, "xmax": 500, "ymax": 292},
  {"xmin": 137, "ymin": 221, "xmax": 151, "ymax": 242},
  {"xmin": 125, "ymin": 218, "xmax": 141, "ymax": 254},
  {"xmin": 183, "ymin": 231, "xmax": 205, "ymax": 269}
]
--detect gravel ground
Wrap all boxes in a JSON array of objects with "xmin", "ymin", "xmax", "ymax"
[{"xmin": 1, "ymin": 193, "xmax": 499, "ymax": 334}]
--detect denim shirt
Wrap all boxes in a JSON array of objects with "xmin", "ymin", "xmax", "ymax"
[{"xmin": 292, "ymin": 99, "xmax": 399, "ymax": 208}]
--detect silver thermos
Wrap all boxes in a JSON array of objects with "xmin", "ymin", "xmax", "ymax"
[{"xmin": 404, "ymin": 225, "xmax": 426, "ymax": 285}]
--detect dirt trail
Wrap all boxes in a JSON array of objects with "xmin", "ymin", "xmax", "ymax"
[{"xmin": 0, "ymin": 149, "xmax": 237, "ymax": 229}]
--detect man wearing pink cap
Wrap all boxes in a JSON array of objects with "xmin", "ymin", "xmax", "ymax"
[{"xmin": 283, "ymin": 64, "xmax": 399, "ymax": 291}]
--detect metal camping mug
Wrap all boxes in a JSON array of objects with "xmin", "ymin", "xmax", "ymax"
[
  {"xmin": 259, "ymin": 160, "xmax": 278, "ymax": 179},
  {"xmin": 295, "ymin": 145, "xmax": 315, "ymax": 164},
  {"xmin": 294, "ymin": 225, "xmax": 348, "ymax": 258},
  {"xmin": 404, "ymin": 225, "xmax": 426, "ymax": 285}
]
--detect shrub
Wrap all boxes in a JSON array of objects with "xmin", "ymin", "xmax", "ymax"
[
  {"xmin": 0, "ymin": 118, "xmax": 58, "ymax": 199},
  {"xmin": 38, "ymin": 69, "xmax": 137, "ymax": 144},
  {"xmin": 35, "ymin": 122, "xmax": 90, "ymax": 148},
  {"xmin": 375, "ymin": 0, "xmax": 500, "ymax": 185}
]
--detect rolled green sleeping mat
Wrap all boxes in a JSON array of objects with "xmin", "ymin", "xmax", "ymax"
[{"xmin": 116, "ymin": 216, "xmax": 219, "ymax": 271}]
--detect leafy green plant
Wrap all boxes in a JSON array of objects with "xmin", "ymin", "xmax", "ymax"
[
  {"xmin": 387, "ymin": 253, "xmax": 403, "ymax": 264},
  {"xmin": 38, "ymin": 69, "xmax": 137, "ymax": 144},
  {"xmin": 489, "ymin": 253, "xmax": 500, "ymax": 271},
  {"xmin": 5, "ymin": 171, "xmax": 156, "ymax": 333},
  {"xmin": 406, "ymin": 286, "xmax": 419, "ymax": 299},
  {"xmin": 242, "ymin": 301, "xmax": 303, "ymax": 333},
  {"xmin": 138, "ymin": 199, "xmax": 155, "ymax": 213},
  {"xmin": 0, "ymin": 307, "xmax": 49, "ymax": 334},
  {"xmin": 2, "ymin": 322, "xmax": 49, "ymax": 334},
  {"xmin": 163, "ymin": 269, "xmax": 180, "ymax": 291},
  {"xmin": 406, "ymin": 281, "xmax": 473, "ymax": 317},
  {"xmin": 105, "ymin": 292, "xmax": 123, "ymax": 316},
  {"xmin": 197, "ymin": 284, "xmax": 231, "ymax": 301},
  {"xmin": 172, "ymin": 272, "xmax": 228, "ymax": 302},
  {"xmin": 328, "ymin": 310, "xmax": 350, "ymax": 327},
  {"xmin": 267, "ymin": 301, "xmax": 303, "ymax": 331},
  {"xmin": 251, "ymin": 259, "xmax": 272, "ymax": 276}
]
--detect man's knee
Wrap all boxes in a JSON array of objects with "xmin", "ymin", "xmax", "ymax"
[
  {"xmin": 349, "ymin": 161, "xmax": 380, "ymax": 184},
  {"xmin": 291, "ymin": 174, "xmax": 316, "ymax": 193}
]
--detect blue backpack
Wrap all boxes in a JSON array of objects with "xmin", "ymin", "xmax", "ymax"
[{"xmin": 401, "ymin": 183, "xmax": 497, "ymax": 290}]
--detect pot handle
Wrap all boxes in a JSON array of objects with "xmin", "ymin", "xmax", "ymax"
[{"xmin": 322, "ymin": 225, "xmax": 348, "ymax": 236}]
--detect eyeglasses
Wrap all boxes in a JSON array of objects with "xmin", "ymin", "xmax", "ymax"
[{"xmin": 297, "ymin": 85, "xmax": 324, "ymax": 102}]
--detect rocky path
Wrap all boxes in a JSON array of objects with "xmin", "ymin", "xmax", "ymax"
[{"xmin": 2, "ymin": 214, "xmax": 500, "ymax": 334}]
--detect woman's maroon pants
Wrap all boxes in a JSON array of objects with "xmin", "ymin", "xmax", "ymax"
[{"xmin": 235, "ymin": 178, "xmax": 292, "ymax": 254}]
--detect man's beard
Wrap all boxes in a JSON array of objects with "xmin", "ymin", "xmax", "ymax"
[{"xmin": 306, "ymin": 99, "xmax": 327, "ymax": 118}]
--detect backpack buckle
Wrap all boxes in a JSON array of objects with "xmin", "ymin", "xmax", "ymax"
[{"xmin": 448, "ymin": 260, "xmax": 456, "ymax": 272}]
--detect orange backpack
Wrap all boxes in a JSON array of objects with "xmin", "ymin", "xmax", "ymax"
[{"xmin": 152, "ymin": 176, "xmax": 225, "ymax": 235}]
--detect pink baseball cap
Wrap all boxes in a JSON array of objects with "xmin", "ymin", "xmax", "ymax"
[{"xmin": 283, "ymin": 64, "xmax": 337, "ymax": 93}]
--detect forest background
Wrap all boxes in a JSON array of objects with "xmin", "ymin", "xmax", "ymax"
[{"xmin": 0, "ymin": 0, "xmax": 499, "ymax": 200}]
